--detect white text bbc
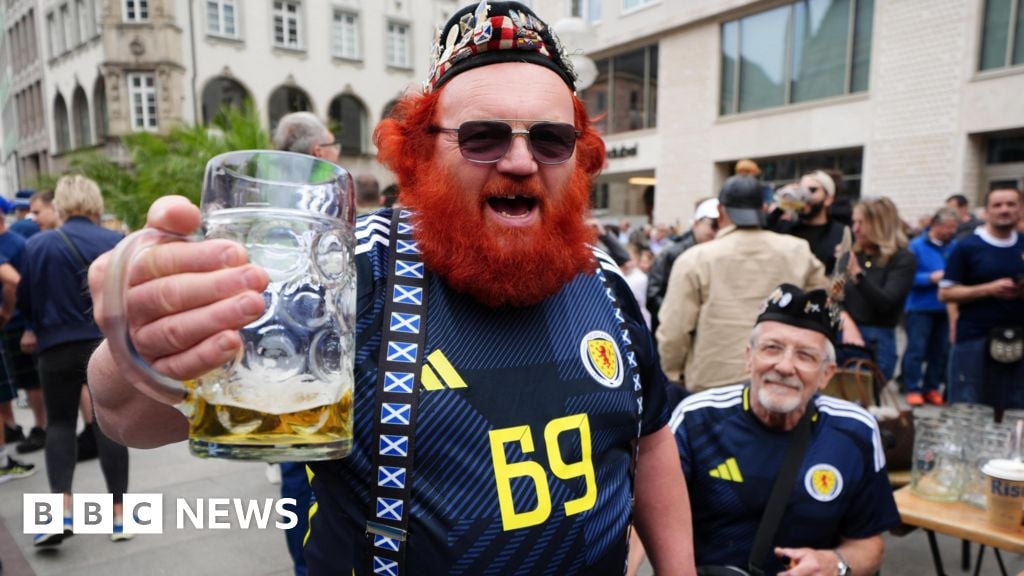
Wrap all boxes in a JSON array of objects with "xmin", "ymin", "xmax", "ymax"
[{"xmin": 23, "ymin": 494, "xmax": 299, "ymax": 534}]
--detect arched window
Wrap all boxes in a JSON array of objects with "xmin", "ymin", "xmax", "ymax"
[
  {"xmin": 268, "ymin": 85, "xmax": 312, "ymax": 131},
  {"xmin": 53, "ymin": 92, "xmax": 71, "ymax": 152},
  {"xmin": 381, "ymin": 98, "xmax": 399, "ymax": 121},
  {"xmin": 201, "ymin": 76, "xmax": 250, "ymax": 125},
  {"xmin": 327, "ymin": 93, "xmax": 367, "ymax": 155},
  {"xmin": 72, "ymin": 85, "xmax": 91, "ymax": 147},
  {"xmin": 93, "ymin": 75, "xmax": 108, "ymax": 141}
]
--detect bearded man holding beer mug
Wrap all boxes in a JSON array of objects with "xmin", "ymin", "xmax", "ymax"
[{"xmin": 85, "ymin": 2, "xmax": 694, "ymax": 574}]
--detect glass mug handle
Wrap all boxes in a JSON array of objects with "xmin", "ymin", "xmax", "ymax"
[{"xmin": 100, "ymin": 227, "xmax": 205, "ymax": 409}]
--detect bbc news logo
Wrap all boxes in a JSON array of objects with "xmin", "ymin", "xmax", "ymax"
[{"xmin": 24, "ymin": 494, "xmax": 299, "ymax": 535}]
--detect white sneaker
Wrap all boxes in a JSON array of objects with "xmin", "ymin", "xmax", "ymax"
[{"xmin": 265, "ymin": 463, "xmax": 282, "ymax": 485}]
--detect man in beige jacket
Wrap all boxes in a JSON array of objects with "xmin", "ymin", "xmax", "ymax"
[{"xmin": 657, "ymin": 175, "xmax": 828, "ymax": 392}]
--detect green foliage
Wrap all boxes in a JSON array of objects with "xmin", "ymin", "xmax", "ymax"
[{"xmin": 36, "ymin": 102, "xmax": 270, "ymax": 230}]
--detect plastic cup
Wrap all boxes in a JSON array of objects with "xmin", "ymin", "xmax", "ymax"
[{"xmin": 982, "ymin": 459, "xmax": 1024, "ymax": 529}]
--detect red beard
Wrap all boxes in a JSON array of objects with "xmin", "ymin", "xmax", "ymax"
[{"xmin": 402, "ymin": 164, "xmax": 596, "ymax": 307}]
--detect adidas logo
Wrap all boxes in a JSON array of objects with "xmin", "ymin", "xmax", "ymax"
[
  {"xmin": 709, "ymin": 457, "xmax": 744, "ymax": 483},
  {"xmin": 421, "ymin": 350, "xmax": 468, "ymax": 391}
]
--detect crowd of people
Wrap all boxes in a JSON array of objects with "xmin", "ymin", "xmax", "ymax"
[
  {"xmin": 0, "ymin": 177, "xmax": 133, "ymax": 549},
  {"xmin": 604, "ymin": 161, "xmax": 1024, "ymax": 414},
  {"xmin": 5, "ymin": 2, "xmax": 1022, "ymax": 575}
]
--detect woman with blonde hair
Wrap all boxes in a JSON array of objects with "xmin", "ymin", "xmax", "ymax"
[
  {"xmin": 842, "ymin": 196, "xmax": 916, "ymax": 384},
  {"xmin": 17, "ymin": 175, "xmax": 131, "ymax": 545}
]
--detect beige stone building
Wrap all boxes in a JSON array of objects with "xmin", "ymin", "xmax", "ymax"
[
  {"xmin": 5, "ymin": 0, "xmax": 1022, "ymax": 221},
  {"xmin": 11, "ymin": 0, "xmax": 466, "ymax": 190},
  {"xmin": 3, "ymin": 0, "xmax": 49, "ymax": 190},
  {"xmin": 545, "ymin": 0, "xmax": 1024, "ymax": 228}
]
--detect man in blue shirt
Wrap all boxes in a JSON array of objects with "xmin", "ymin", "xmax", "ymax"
[
  {"xmin": 901, "ymin": 208, "xmax": 958, "ymax": 406},
  {"xmin": 940, "ymin": 188, "xmax": 1024, "ymax": 414},
  {"xmin": 0, "ymin": 199, "xmax": 47, "ymax": 454},
  {"xmin": 83, "ymin": 2, "xmax": 695, "ymax": 574},
  {"xmin": 673, "ymin": 284, "xmax": 900, "ymax": 575}
]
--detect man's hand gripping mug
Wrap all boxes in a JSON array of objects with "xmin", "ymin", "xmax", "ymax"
[{"xmin": 102, "ymin": 150, "xmax": 356, "ymax": 462}]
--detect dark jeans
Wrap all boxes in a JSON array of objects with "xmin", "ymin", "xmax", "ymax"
[
  {"xmin": 858, "ymin": 325, "xmax": 897, "ymax": 383},
  {"xmin": 948, "ymin": 337, "xmax": 1024, "ymax": 412},
  {"xmin": 900, "ymin": 311, "xmax": 949, "ymax": 393}
]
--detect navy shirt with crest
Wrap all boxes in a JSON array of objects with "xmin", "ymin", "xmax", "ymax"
[
  {"xmin": 306, "ymin": 210, "xmax": 670, "ymax": 575},
  {"xmin": 671, "ymin": 384, "xmax": 900, "ymax": 574},
  {"xmin": 942, "ymin": 229, "xmax": 1024, "ymax": 343}
]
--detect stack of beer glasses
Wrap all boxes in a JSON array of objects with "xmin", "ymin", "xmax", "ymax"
[
  {"xmin": 962, "ymin": 423, "xmax": 1011, "ymax": 507},
  {"xmin": 911, "ymin": 411, "xmax": 967, "ymax": 501}
]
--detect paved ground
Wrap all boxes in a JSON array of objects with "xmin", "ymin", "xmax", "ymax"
[
  {"xmin": 0, "ymin": 403, "xmax": 293, "ymax": 576},
  {"xmin": 2, "ymin": 402, "xmax": 1023, "ymax": 576}
]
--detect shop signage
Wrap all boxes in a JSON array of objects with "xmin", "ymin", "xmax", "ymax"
[{"xmin": 607, "ymin": 144, "xmax": 638, "ymax": 159}]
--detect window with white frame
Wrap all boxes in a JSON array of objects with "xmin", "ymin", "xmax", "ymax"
[
  {"xmin": 76, "ymin": 0, "xmax": 93, "ymax": 42},
  {"xmin": 331, "ymin": 10, "xmax": 360, "ymax": 60},
  {"xmin": 571, "ymin": 0, "xmax": 602, "ymax": 23},
  {"xmin": 719, "ymin": 0, "xmax": 874, "ymax": 116},
  {"xmin": 47, "ymin": 12, "xmax": 62, "ymax": 57},
  {"xmin": 207, "ymin": 0, "xmax": 238, "ymax": 38},
  {"xmin": 127, "ymin": 72, "xmax": 158, "ymax": 131},
  {"xmin": 273, "ymin": 1, "xmax": 302, "ymax": 49},
  {"xmin": 980, "ymin": 0, "xmax": 1024, "ymax": 70},
  {"xmin": 60, "ymin": 4, "xmax": 75, "ymax": 50},
  {"xmin": 386, "ymin": 21, "xmax": 410, "ymax": 68},
  {"xmin": 623, "ymin": 0, "xmax": 656, "ymax": 10},
  {"xmin": 123, "ymin": 0, "xmax": 149, "ymax": 23}
]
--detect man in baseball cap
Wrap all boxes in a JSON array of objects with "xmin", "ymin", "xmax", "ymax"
[{"xmin": 657, "ymin": 176, "xmax": 827, "ymax": 392}]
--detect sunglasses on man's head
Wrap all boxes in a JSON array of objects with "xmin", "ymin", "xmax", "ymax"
[{"xmin": 432, "ymin": 120, "xmax": 581, "ymax": 165}]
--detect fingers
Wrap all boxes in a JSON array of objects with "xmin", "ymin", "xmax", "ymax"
[
  {"xmin": 149, "ymin": 329, "xmax": 246, "ymax": 381},
  {"xmin": 89, "ymin": 251, "xmax": 113, "ymax": 324},
  {"xmin": 146, "ymin": 195, "xmax": 201, "ymax": 235},
  {"xmin": 127, "ymin": 239, "xmax": 251, "ymax": 286},
  {"xmin": 126, "ymin": 264, "xmax": 269, "ymax": 326},
  {"xmin": 130, "ymin": 290, "xmax": 266, "ymax": 361}
]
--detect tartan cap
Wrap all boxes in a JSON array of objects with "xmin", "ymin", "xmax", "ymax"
[{"xmin": 425, "ymin": 1, "xmax": 577, "ymax": 93}]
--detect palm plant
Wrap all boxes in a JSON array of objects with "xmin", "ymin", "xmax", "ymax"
[{"xmin": 32, "ymin": 102, "xmax": 270, "ymax": 230}]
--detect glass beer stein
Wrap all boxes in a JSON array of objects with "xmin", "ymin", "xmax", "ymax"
[{"xmin": 102, "ymin": 150, "xmax": 356, "ymax": 462}]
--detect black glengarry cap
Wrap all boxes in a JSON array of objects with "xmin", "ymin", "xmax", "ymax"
[{"xmin": 756, "ymin": 284, "xmax": 840, "ymax": 344}]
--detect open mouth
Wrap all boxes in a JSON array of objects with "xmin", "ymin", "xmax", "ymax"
[
  {"xmin": 487, "ymin": 195, "xmax": 537, "ymax": 217},
  {"xmin": 485, "ymin": 195, "xmax": 540, "ymax": 227}
]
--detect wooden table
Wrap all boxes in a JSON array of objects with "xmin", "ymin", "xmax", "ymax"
[{"xmin": 894, "ymin": 486, "xmax": 1024, "ymax": 575}]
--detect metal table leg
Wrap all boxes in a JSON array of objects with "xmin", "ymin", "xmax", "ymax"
[
  {"xmin": 925, "ymin": 530, "xmax": 948, "ymax": 576},
  {"xmin": 962, "ymin": 540, "xmax": 970, "ymax": 571},
  {"xmin": 970, "ymin": 544, "xmax": 1009, "ymax": 576},
  {"xmin": 995, "ymin": 547, "xmax": 1008, "ymax": 576}
]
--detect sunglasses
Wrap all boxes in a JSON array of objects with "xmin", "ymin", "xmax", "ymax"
[{"xmin": 432, "ymin": 120, "xmax": 581, "ymax": 165}]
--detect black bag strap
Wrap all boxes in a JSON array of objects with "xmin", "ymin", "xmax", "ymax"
[
  {"xmin": 747, "ymin": 404, "xmax": 815, "ymax": 576},
  {"xmin": 56, "ymin": 228, "xmax": 90, "ymax": 272},
  {"xmin": 365, "ymin": 210, "xmax": 430, "ymax": 576}
]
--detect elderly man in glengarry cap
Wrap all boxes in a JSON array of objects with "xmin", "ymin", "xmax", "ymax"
[
  {"xmin": 671, "ymin": 284, "xmax": 900, "ymax": 575},
  {"xmin": 84, "ymin": 1, "xmax": 694, "ymax": 574}
]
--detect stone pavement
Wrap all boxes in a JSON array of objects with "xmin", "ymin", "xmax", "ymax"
[
  {"xmin": 0, "ymin": 403, "xmax": 294, "ymax": 576},
  {"xmin": 2, "ymin": 401, "xmax": 1024, "ymax": 576}
]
